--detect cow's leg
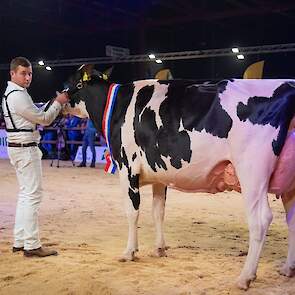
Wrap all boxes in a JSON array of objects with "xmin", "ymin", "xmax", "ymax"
[
  {"xmin": 152, "ymin": 183, "xmax": 167, "ymax": 257},
  {"xmin": 280, "ymin": 190, "xmax": 295, "ymax": 277},
  {"xmin": 235, "ymin": 165, "xmax": 273, "ymax": 290},
  {"xmin": 119, "ymin": 170, "xmax": 140, "ymax": 262}
]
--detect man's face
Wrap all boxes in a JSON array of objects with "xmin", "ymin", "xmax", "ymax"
[{"xmin": 10, "ymin": 65, "xmax": 32, "ymax": 88}]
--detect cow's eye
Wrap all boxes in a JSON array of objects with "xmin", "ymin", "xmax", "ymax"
[{"xmin": 70, "ymin": 98, "xmax": 76, "ymax": 108}]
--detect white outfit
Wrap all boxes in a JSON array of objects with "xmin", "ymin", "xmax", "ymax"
[{"xmin": 2, "ymin": 81, "xmax": 61, "ymax": 250}]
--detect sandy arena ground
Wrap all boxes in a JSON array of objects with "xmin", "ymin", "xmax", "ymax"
[{"xmin": 0, "ymin": 159, "xmax": 294, "ymax": 295}]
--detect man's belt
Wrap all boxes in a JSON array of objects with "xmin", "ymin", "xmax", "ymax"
[{"xmin": 8, "ymin": 142, "xmax": 38, "ymax": 147}]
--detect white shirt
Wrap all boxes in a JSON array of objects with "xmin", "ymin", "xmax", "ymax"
[{"xmin": 2, "ymin": 81, "xmax": 62, "ymax": 144}]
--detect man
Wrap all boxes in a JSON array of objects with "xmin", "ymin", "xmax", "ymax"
[
  {"xmin": 66, "ymin": 114, "xmax": 82, "ymax": 161},
  {"xmin": 2, "ymin": 56, "xmax": 69, "ymax": 257},
  {"xmin": 78, "ymin": 119, "xmax": 97, "ymax": 168}
]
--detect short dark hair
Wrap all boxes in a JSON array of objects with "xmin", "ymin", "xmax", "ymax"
[{"xmin": 10, "ymin": 57, "xmax": 31, "ymax": 71}]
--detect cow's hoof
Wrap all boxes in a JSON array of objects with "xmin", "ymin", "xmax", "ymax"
[
  {"xmin": 236, "ymin": 275, "xmax": 256, "ymax": 290},
  {"xmin": 236, "ymin": 279, "xmax": 250, "ymax": 290},
  {"xmin": 118, "ymin": 250, "xmax": 137, "ymax": 262},
  {"xmin": 155, "ymin": 247, "xmax": 167, "ymax": 257},
  {"xmin": 150, "ymin": 247, "xmax": 167, "ymax": 258},
  {"xmin": 279, "ymin": 264, "xmax": 295, "ymax": 277}
]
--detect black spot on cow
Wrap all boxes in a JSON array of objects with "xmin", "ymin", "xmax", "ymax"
[
  {"xmin": 128, "ymin": 171, "xmax": 140, "ymax": 210},
  {"xmin": 217, "ymin": 80, "xmax": 230, "ymax": 93},
  {"xmin": 120, "ymin": 147, "xmax": 141, "ymax": 210},
  {"xmin": 128, "ymin": 187, "xmax": 140, "ymax": 210},
  {"xmin": 132, "ymin": 153, "xmax": 137, "ymax": 161},
  {"xmin": 180, "ymin": 82, "xmax": 233, "ymax": 138},
  {"xmin": 237, "ymin": 82, "xmax": 295, "ymax": 155}
]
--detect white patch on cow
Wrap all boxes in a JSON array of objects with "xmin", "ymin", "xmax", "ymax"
[
  {"xmin": 179, "ymin": 119, "xmax": 185, "ymax": 132},
  {"xmin": 63, "ymin": 100, "xmax": 89, "ymax": 118},
  {"xmin": 145, "ymin": 82, "xmax": 168, "ymax": 129},
  {"xmin": 220, "ymin": 79, "xmax": 294, "ymax": 119},
  {"xmin": 135, "ymin": 80, "xmax": 168, "ymax": 129}
]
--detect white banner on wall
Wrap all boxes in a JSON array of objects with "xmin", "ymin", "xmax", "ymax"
[
  {"xmin": 0, "ymin": 129, "xmax": 108, "ymax": 164},
  {"xmin": 0, "ymin": 129, "xmax": 8, "ymax": 159},
  {"xmin": 74, "ymin": 146, "xmax": 107, "ymax": 164}
]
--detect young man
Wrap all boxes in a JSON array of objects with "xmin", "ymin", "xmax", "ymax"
[{"xmin": 2, "ymin": 56, "xmax": 69, "ymax": 257}]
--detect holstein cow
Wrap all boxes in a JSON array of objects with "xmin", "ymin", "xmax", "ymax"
[{"xmin": 64, "ymin": 66, "xmax": 295, "ymax": 290}]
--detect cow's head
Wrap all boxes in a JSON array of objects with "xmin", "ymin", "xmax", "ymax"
[{"xmin": 63, "ymin": 64, "xmax": 113, "ymax": 118}]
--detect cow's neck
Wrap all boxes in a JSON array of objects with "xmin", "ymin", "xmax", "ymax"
[{"xmin": 84, "ymin": 81, "xmax": 110, "ymax": 133}]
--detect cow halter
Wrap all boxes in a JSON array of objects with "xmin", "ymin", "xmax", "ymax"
[{"xmin": 102, "ymin": 83, "xmax": 120, "ymax": 174}]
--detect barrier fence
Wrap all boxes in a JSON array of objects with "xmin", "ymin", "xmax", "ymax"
[{"xmin": 0, "ymin": 127, "xmax": 107, "ymax": 164}]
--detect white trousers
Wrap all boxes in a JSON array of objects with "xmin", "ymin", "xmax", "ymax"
[{"xmin": 8, "ymin": 146, "xmax": 43, "ymax": 250}]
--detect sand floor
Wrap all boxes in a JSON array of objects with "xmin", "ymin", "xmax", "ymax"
[{"xmin": 0, "ymin": 159, "xmax": 294, "ymax": 295}]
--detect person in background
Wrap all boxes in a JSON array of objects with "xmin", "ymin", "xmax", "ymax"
[
  {"xmin": 66, "ymin": 114, "xmax": 82, "ymax": 161},
  {"xmin": 41, "ymin": 126, "xmax": 57, "ymax": 159},
  {"xmin": 2, "ymin": 56, "xmax": 69, "ymax": 257},
  {"xmin": 78, "ymin": 119, "xmax": 97, "ymax": 168}
]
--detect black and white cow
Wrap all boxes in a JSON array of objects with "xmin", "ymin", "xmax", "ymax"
[{"xmin": 64, "ymin": 66, "xmax": 295, "ymax": 290}]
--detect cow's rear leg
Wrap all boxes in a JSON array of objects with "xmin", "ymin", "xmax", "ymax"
[
  {"xmin": 152, "ymin": 183, "xmax": 167, "ymax": 257},
  {"xmin": 119, "ymin": 172, "xmax": 140, "ymax": 262},
  {"xmin": 235, "ymin": 166, "xmax": 273, "ymax": 290},
  {"xmin": 280, "ymin": 190, "xmax": 295, "ymax": 277}
]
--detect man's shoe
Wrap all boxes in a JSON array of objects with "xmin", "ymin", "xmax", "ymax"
[
  {"xmin": 12, "ymin": 246, "xmax": 24, "ymax": 253},
  {"xmin": 90, "ymin": 162, "xmax": 95, "ymax": 168},
  {"xmin": 78, "ymin": 162, "xmax": 86, "ymax": 167},
  {"xmin": 24, "ymin": 247, "xmax": 58, "ymax": 257}
]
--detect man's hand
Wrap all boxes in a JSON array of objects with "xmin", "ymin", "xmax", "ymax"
[{"xmin": 55, "ymin": 92, "xmax": 69, "ymax": 105}]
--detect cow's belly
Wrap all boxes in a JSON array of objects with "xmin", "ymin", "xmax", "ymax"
[
  {"xmin": 166, "ymin": 160, "xmax": 233, "ymax": 193},
  {"xmin": 139, "ymin": 132, "xmax": 233, "ymax": 193},
  {"xmin": 140, "ymin": 160, "xmax": 241, "ymax": 194}
]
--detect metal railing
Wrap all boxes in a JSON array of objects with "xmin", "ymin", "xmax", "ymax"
[{"xmin": 1, "ymin": 43, "xmax": 295, "ymax": 69}]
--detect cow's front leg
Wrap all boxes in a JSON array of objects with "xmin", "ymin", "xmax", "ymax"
[
  {"xmin": 119, "ymin": 171, "xmax": 140, "ymax": 262},
  {"xmin": 280, "ymin": 190, "xmax": 295, "ymax": 277},
  {"xmin": 152, "ymin": 183, "xmax": 167, "ymax": 257}
]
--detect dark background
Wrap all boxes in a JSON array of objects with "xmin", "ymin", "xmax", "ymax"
[{"xmin": 0, "ymin": 0, "xmax": 295, "ymax": 101}]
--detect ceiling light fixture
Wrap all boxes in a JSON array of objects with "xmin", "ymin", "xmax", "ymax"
[{"xmin": 232, "ymin": 47, "xmax": 239, "ymax": 53}]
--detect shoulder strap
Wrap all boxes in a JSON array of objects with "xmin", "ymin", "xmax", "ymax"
[{"xmin": 2, "ymin": 90, "xmax": 34, "ymax": 132}]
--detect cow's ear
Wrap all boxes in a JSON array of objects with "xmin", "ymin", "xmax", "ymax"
[
  {"xmin": 102, "ymin": 66, "xmax": 114, "ymax": 80},
  {"xmin": 78, "ymin": 64, "xmax": 94, "ymax": 81},
  {"xmin": 82, "ymin": 71, "xmax": 91, "ymax": 82}
]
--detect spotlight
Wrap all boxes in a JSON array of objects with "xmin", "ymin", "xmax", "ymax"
[
  {"xmin": 149, "ymin": 54, "xmax": 156, "ymax": 59},
  {"xmin": 45, "ymin": 66, "xmax": 52, "ymax": 71},
  {"xmin": 232, "ymin": 47, "xmax": 239, "ymax": 53},
  {"xmin": 237, "ymin": 54, "xmax": 245, "ymax": 60},
  {"xmin": 155, "ymin": 59, "xmax": 162, "ymax": 64},
  {"xmin": 38, "ymin": 60, "xmax": 45, "ymax": 66}
]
